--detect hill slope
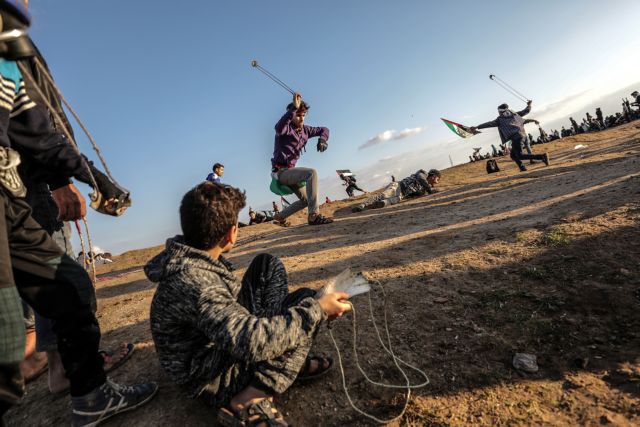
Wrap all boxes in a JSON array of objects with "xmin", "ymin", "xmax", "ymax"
[{"xmin": 8, "ymin": 123, "xmax": 640, "ymax": 426}]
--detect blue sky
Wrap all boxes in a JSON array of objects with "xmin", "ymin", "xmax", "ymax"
[{"xmin": 27, "ymin": 0, "xmax": 640, "ymax": 253}]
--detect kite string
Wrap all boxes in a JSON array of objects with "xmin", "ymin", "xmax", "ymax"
[{"xmin": 328, "ymin": 280, "xmax": 429, "ymax": 424}]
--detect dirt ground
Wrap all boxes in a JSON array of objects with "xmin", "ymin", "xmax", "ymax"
[{"xmin": 7, "ymin": 123, "xmax": 640, "ymax": 426}]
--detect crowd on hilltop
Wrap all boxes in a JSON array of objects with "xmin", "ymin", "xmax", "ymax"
[{"xmin": 469, "ymin": 90, "xmax": 640, "ymax": 163}]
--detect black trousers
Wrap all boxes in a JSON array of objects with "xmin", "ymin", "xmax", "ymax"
[
  {"xmin": 510, "ymin": 133, "xmax": 545, "ymax": 170},
  {"xmin": 0, "ymin": 189, "xmax": 105, "ymax": 398}
]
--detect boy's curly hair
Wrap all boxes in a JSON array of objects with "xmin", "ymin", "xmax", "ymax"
[{"xmin": 180, "ymin": 182, "xmax": 246, "ymax": 250}]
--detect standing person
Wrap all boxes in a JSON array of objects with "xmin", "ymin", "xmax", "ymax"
[
  {"xmin": 206, "ymin": 163, "xmax": 224, "ymax": 183},
  {"xmin": 595, "ymin": 107, "xmax": 605, "ymax": 128},
  {"xmin": 271, "ymin": 201, "xmax": 279, "ymax": 214},
  {"xmin": 570, "ymin": 117, "xmax": 581, "ymax": 134},
  {"xmin": 147, "ymin": 182, "xmax": 350, "ymax": 426},
  {"xmin": 352, "ymin": 169, "xmax": 441, "ymax": 212},
  {"xmin": 342, "ymin": 175, "xmax": 366, "ymax": 198},
  {"xmin": 271, "ymin": 92, "xmax": 333, "ymax": 226},
  {"xmin": 18, "ymin": 32, "xmax": 135, "ymax": 394},
  {"xmin": 470, "ymin": 102, "xmax": 549, "ymax": 172},
  {"xmin": 0, "ymin": 2, "xmax": 157, "ymax": 425}
]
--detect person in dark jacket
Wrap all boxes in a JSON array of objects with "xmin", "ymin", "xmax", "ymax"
[
  {"xmin": 147, "ymin": 182, "xmax": 351, "ymax": 426},
  {"xmin": 271, "ymin": 92, "xmax": 333, "ymax": 226},
  {"xmin": 342, "ymin": 174, "xmax": 366, "ymax": 197},
  {"xmin": 0, "ymin": 3, "xmax": 157, "ymax": 424},
  {"xmin": 471, "ymin": 102, "xmax": 549, "ymax": 172},
  {"xmin": 18, "ymin": 34, "xmax": 135, "ymax": 394},
  {"xmin": 352, "ymin": 169, "xmax": 441, "ymax": 212}
]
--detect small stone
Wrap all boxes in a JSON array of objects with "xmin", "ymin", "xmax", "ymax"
[{"xmin": 513, "ymin": 353, "xmax": 538, "ymax": 373}]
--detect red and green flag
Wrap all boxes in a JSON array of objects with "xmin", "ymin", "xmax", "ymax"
[{"xmin": 441, "ymin": 118, "xmax": 480, "ymax": 139}]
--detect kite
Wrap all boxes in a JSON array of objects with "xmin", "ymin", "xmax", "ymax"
[
  {"xmin": 441, "ymin": 118, "xmax": 480, "ymax": 139},
  {"xmin": 336, "ymin": 169, "xmax": 355, "ymax": 178}
]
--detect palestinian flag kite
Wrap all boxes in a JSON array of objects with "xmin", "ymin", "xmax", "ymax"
[
  {"xmin": 441, "ymin": 118, "xmax": 480, "ymax": 139},
  {"xmin": 336, "ymin": 169, "xmax": 355, "ymax": 177}
]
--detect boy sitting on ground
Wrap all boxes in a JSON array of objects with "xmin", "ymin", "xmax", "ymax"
[
  {"xmin": 352, "ymin": 169, "xmax": 441, "ymax": 212},
  {"xmin": 146, "ymin": 182, "xmax": 351, "ymax": 426}
]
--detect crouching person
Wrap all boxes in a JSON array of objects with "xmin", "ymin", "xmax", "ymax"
[{"xmin": 146, "ymin": 182, "xmax": 351, "ymax": 426}]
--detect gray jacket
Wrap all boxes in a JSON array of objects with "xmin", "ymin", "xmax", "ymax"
[{"xmin": 145, "ymin": 237, "xmax": 325, "ymax": 398}]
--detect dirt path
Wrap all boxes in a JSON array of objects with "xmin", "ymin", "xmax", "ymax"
[{"xmin": 8, "ymin": 123, "xmax": 640, "ymax": 426}]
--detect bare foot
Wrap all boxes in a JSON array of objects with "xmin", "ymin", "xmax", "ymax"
[
  {"xmin": 102, "ymin": 342, "xmax": 135, "ymax": 372},
  {"xmin": 47, "ymin": 350, "xmax": 69, "ymax": 394},
  {"xmin": 227, "ymin": 386, "xmax": 287, "ymax": 427}
]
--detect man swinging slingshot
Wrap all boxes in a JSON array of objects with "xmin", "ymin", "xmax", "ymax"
[
  {"xmin": 270, "ymin": 92, "xmax": 333, "ymax": 226},
  {"xmin": 470, "ymin": 101, "xmax": 550, "ymax": 172},
  {"xmin": 471, "ymin": 75, "xmax": 550, "ymax": 172},
  {"xmin": 251, "ymin": 61, "xmax": 333, "ymax": 226}
]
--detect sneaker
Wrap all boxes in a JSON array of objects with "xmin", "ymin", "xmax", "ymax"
[
  {"xmin": 71, "ymin": 378, "xmax": 158, "ymax": 427},
  {"xmin": 371, "ymin": 200, "xmax": 386, "ymax": 209},
  {"xmin": 542, "ymin": 153, "xmax": 550, "ymax": 166}
]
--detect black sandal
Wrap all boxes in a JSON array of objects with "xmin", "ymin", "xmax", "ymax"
[
  {"xmin": 308, "ymin": 214, "xmax": 333, "ymax": 225},
  {"xmin": 218, "ymin": 399, "xmax": 286, "ymax": 427},
  {"xmin": 297, "ymin": 355, "xmax": 333, "ymax": 381}
]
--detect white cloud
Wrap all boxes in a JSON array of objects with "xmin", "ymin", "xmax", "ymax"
[{"xmin": 359, "ymin": 126, "xmax": 426, "ymax": 150}]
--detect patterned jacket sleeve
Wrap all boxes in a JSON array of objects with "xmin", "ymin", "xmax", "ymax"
[
  {"xmin": 194, "ymin": 272, "xmax": 326, "ymax": 363},
  {"xmin": 477, "ymin": 118, "xmax": 499, "ymax": 129},
  {"xmin": 516, "ymin": 105, "xmax": 531, "ymax": 117}
]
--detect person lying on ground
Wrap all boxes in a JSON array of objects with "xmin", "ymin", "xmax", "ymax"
[
  {"xmin": 352, "ymin": 169, "xmax": 441, "ymax": 212},
  {"xmin": 271, "ymin": 92, "xmax": 333, "ymax": 226},
  {"xmin": 248, "ymin": 208, "xmax": 267, "ymax": 225},
  {"xmin": 147, "ymin": 182, "xmax": 351, "ymax": 427},
  {"xmin": 470, "ymin": 102, "xmax": 549, "ymax": 172}
]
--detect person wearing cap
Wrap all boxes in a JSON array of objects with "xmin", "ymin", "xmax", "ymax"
[
  {"xmin": 352, "ymin": 169, "xmax": 441, "ymax": 212},
  {"xmin": 0, "ymin": 2, "xmax": 157, "ymax": 425},
  {"xmin": 271, "ymin": 92, "xmax": 333, "ymax": 226},
  {"xmin": 206, "ymin": 162, "xmax": 224, "ymax": 183},
  {"xmin": 470, "ymin": 101, "xmax": 550, "ymax": 172}
]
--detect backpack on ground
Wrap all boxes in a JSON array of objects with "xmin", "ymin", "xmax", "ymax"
[{"xmin": 486, "ymin": 159, "xmax": 500, "ymax": 174}]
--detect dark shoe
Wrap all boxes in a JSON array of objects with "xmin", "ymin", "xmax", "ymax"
[
  {"xmin": 371, "ymin": 200, "xmax": 386, "ymax": 209},
  {"xmin": 71, "ymin": 379, "xmax": 158, "ymax": 427},
  {"xmin": 519, "ymin": 165, "xmax": 528, "ymax": 172},
  {"xmin": 351, "ymin": 206, "xmax": 364, "ymax": 213},
  {"xmin": 308, "ymin": 214, "xmax": 333, "ymax": 225},
  {"xmin": 542, "ymin": 153, "xmax": 550, "ymax": 166}
]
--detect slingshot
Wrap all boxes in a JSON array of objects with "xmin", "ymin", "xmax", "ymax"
[
  {"xmin": 251, "ymin": 60, "xmax": 295, "ymax": 95},
  {"xmin": 489, "ymin": 74, "xmax": 530, "ymax": 103},
  {"xmin": 322, "ymin": 270, "xmax": 430, "ymax": 424}
]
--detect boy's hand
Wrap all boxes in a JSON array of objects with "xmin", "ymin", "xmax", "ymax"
[{"xmin": 318, "ymin": 291, "xmax": 352, "ymax": 320}]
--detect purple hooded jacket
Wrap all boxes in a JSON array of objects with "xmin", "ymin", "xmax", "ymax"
[{"xmin": 271, "ymin": 107, "xmax": 330, "ymax": 168}]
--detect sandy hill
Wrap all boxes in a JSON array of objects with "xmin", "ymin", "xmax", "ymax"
[{"xmin": 8, "ymin": 123, "xmax": 640, "ymax": 426}]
